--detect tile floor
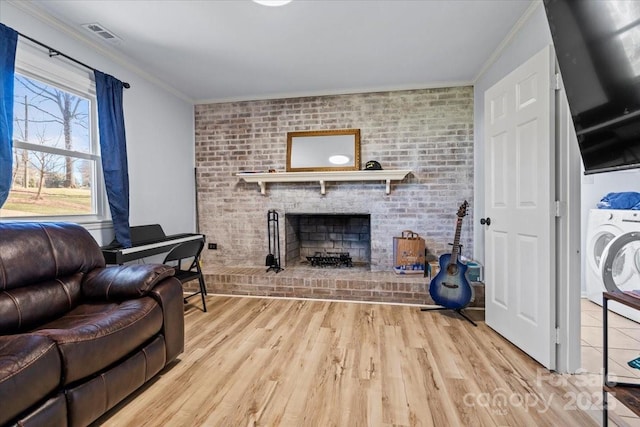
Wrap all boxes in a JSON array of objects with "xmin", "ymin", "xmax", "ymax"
[{"xmin": 582, "ymin": 298, "xmax": 640, "ymax": 426}]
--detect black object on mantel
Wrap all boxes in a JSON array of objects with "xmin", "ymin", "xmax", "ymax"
[
  {"xmin": 365, "ymin": 160, "xmax": 383, "ymax": 170},
  {"xmin": 266, "ymin": 210, "xmax": 282, "ymax": 273}
]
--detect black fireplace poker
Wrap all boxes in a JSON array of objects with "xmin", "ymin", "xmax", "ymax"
[{"xmin": 266, "ymin": 210, "xmax": 282, "ymax": 273}]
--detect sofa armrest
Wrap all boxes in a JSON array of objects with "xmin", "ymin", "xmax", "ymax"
[
  {"xmin": 150, "ymin": 277, "xmax": 185, "ymax": 362},
  {"xmin": 82, "ymin": 264, "xmax": 175, "ymax": 301}
]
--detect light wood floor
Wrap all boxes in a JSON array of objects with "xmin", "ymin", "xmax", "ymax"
[{"xmin": 95, "ymin": 296, "xmax": 602, "ymax": 427}]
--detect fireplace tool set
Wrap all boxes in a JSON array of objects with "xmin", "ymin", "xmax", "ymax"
[{"xmin": 266, "ymin": 210, "xmax": 282, "ymax": 273}]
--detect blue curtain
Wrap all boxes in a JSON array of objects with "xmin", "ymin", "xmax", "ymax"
[
  {"xmin": 95, "ymin": 70, "xmax": 132, "ymax": 247},
  {"xmin": 0, "ymin": 24, "xmax": 18, "ymax": 208}
]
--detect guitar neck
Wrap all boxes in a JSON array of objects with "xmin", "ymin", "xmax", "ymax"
[{"xmin": 449, "ymin": 216, "xmax": 463, "ymax": 266}]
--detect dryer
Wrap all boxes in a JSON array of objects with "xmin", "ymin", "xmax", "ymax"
[{"xmin": 586, "ymin": 209, "xmax": 640, "ymax": 322}]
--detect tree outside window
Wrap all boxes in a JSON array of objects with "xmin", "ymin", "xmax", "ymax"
[{"xmin": 0, "ymin": 73, "xmax": 101, "ymax": 218}]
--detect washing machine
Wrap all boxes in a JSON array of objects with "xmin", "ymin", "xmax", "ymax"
[{"xmin": 586, "ymin": 209, "xmax": 640, "ymax": 322}]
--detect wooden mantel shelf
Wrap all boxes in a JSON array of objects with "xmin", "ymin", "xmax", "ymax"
[{"xmin": 236, "ymin": 170, "xmax": 412, "ymax": 195}]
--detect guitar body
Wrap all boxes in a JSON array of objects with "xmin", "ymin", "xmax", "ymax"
[
  {"xmin": 428, "ymin": 200, "xmax": 473, "ymax": 310},
  {"xmin": 429, "ymin": 254, "xmax": 474, "ymax": 309}
]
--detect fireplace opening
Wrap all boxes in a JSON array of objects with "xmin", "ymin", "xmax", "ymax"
[{"xmin": 284, "ymin": 213, "xmax": 371, "ymax": 269}]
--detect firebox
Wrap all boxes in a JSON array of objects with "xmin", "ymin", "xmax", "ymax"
[{"xmin": 284, "ymin": 213, "xmax": 371, "ymax": 268}]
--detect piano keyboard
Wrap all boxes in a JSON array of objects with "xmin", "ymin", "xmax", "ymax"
[
  {"xmin": 119, "ymin": 234, "xmax": 203, "ymax": 255},
  {"xmin": 102, "ymin": 230, "xmax": 205, "ymax": 265}
]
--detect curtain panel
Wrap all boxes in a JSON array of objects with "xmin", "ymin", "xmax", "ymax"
[
  {"xmin": 95, "ymin": 70, "xmax": 132, "ymax": 248},
  {"xmin": 0, "ymin": 24, "xmax": 18, "ymax": 208}
]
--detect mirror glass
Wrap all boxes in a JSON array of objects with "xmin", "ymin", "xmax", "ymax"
[{"xmin": 286, "ymin": 129, "xmax": 361, "ymax": 172}]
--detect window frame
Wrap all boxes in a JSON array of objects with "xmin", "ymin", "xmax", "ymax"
[{"xmin": 2, "ymin": 41, "xmax": 109, "ymax": 225}]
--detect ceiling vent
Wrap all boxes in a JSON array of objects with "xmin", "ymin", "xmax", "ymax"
[{"xmin": 81, "ymin": 23, "xmax": 122, "ymax": 45}]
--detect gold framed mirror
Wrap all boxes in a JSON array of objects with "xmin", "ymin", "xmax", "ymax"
[{"xmin": 286, "ymin": 129, "xmax": 361, "ymax": 172}]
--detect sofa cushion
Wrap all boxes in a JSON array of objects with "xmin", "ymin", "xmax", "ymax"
[
  {"xmin": 35, "ymin": 297, "xmax": 163, "ymax": 385},
  {"xmin": 0, "ymin": 334, "xmax": 61, "ymax": 426},
  {"xmin": 0, "ymin": 273, "xmax": 83, "ymax": 334},
  {"xmin": 0, "ymin": 222, "xmax": 105, "ymax": 291}
]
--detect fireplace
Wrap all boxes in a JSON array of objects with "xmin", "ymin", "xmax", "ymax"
[{"xmin": 284, "ymin": 214, "xmax": 371, "ymax": 268}]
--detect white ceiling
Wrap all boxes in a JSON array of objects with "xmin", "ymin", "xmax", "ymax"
[{"xmin": 28, "ymin": 0, "xmax": 535, "ymax": 104}]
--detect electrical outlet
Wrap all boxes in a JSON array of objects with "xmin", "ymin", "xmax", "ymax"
[{"xmin": 208, "ymin": 243, "xmax": 217, "ymax": 250}]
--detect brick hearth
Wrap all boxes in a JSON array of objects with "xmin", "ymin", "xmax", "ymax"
[{"xmin": 188, "ymin": 267, "xmax": 484, "ymax": 307}]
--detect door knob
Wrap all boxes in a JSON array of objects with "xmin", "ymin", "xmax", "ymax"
[{"xmin": 480, "ymin": 217, "xmax": 491, "ymax": 226}]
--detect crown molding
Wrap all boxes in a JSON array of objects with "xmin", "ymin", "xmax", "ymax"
[
  {"xmin": 6, "ymin": 0, "xmax": 194, "ymax": 104},
  {"xmin": 195, "ymin": 80, "xmax": 473, "ymax": 105},
  {"xmin": 473, "ymin": 0, "xmax": 542, "ymax": 83}
]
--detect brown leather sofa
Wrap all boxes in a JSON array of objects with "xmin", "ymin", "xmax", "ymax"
[{"xmin": 0, "ymin": 222, "xmax": 185, "ymax": 426}]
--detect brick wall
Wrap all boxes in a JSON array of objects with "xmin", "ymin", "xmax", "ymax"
[{"xmin": 194, "ymin": 86, "xmax": 474, "ymax": 278}]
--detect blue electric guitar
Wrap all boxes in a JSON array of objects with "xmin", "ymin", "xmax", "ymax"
[{"xmin": 429, "ymin": 201, "xmax": 474, "ymax": 309}]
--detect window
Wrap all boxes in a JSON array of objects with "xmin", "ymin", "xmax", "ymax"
[{"xmin": 0, "ymin": 44, "xmax": 106, "ymax": 221}]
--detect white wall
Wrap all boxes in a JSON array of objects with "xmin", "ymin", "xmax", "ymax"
[
  {"xmin": 0, "ymin": 1, "xmax": 196, "ymax": 245},
  {"xmin": 473, "ymin": 3, "xmax": 553, "ymax": 263},
  {"xmin": 582, "ymin": 172, "xmax": 640, "ymax": 211}
]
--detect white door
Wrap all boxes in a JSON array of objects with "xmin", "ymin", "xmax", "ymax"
[{"xmin": 483, "ymin": 46, "xmax": 556, "ymax": 369}]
